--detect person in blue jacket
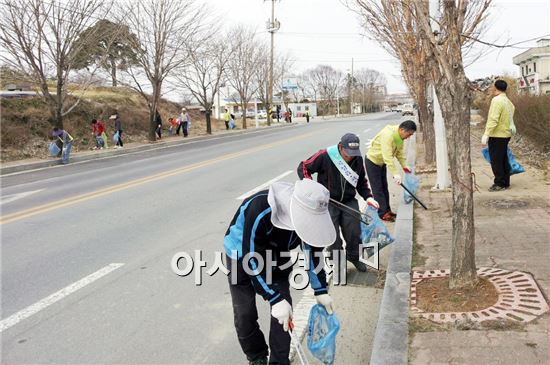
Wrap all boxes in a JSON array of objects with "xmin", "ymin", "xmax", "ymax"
[{"xmin": 224, "ymin": 179, "xmax": 336, "ymax": 365}]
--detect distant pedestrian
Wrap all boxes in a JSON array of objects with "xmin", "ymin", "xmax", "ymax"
[
  {"xmin": 305, "ymin": 110, "xmax": 310, "ymax": 123},
  {"xmin": 176, "ymin": 107, "xmax": 190, "ymax": 137},
  {"xmin": 168, "ymin": 117, "xmax": 178, "ymax": 135},
  {"xmin": 365, "ymin": 120, "xmax": 416, "ymax": 222},
  {"xmin": 52, "ymin": 127, "xmax": 74, "ymax": 164},
  {"xmin": 276, "ymin": 105, "xmax": 281, "ymax": 123},
  {"xmin": 481, "ymin": 79, "xmax": 516, "ymax": 191},
  {"xmin": 91, "ymin": 119, "xmax": 106, "ymax": 149},
  {"xmin": 229, "ymin": 112, "xmax": 236, "ymax": 129},
  {"xmin": 154, "ymin": 110, "xmax": 162, "ymax": 139},
  {"xmin": 288, "ymin": 108, "xmax": 293, "ymax": 123},
  {"xmin": 110, "ymin": 111, "xmax": 123, "ymax": 148},
  {"xmin": 223, "ymin": 108, "xmax": 230, "ymax": 130},
  {"xmin": 284, "ymin": 110, "xmax": 290, "ymax": 123},
  {"xmin": 182, "ymin": 108, "xmax": 191, "ymax": 137}
]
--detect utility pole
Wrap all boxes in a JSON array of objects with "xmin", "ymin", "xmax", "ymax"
[
  {"xmin": 429, "ymin": 0, "xmax": 450, "ymax": 190},
  {"xmin": 266, "ymin": 0, "xmax": 280, "ymax": 127},
  {"xmin": 350, "ymin": 57, "xmax": 354, "ymax": 114}
]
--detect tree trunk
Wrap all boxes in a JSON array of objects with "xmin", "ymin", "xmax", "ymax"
[
  {"xmin": 435, "ymin": 72, "xmax": 477, "ymax": 289},
  {"xmin": 205, "ymin": 110, "xmax": 212, "ymax": 134},
  {"xmin": 149, "ymin": 110, "xmax": 157, "ymax": 141},
  {"xmin": 110, "ymin": 56, "xmax": 117, "ymax": 87},
  {"xmin": 417, "ymin": 84, "xmax": 436, "ymax": 165}
]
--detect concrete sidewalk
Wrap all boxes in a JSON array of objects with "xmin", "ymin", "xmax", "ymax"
[{"xmin": 409, "ymin": 130, "xmax": 550, "ymax": 365}]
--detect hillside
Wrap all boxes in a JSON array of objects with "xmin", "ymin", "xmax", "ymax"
[{"xmin": 0, "ymin": 86, "xmax": 227, "ymax": 162}]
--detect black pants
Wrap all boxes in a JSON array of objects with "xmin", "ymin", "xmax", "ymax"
[
  {"xmin": 181, "ymin": 122, "xmax": 188, "ymax": 137},
  {"xmin": 488, "ymin": 137, "xmax": 511, "ymax": 187},
  {"xmin": 116, "ymin": 130, "xmax": 123, "ymax": 147},
  {"xmin": 306, "ymin": 116, "xmax": 310, "ymax": 123},
  {"xmin": 328, "ymin": 199, "xmax": 361, "ymax": 262},
  {"xmin": 176, "ymin": 122, "xmax": 184, "ymax": 135},
  {"xmin": 225, "ymin": 121, "xmax": 229, "ymax": 130},
  {"xmin": 227, "ymin": 256, "xmax": 291, "ymax": 365},
  {"xmin": 155, "ymin": 126, "xmax": 162, "ymax": 139},
  {"xmin": 365, "ymin": 158, "xmax": 390, "ymax": 217}
]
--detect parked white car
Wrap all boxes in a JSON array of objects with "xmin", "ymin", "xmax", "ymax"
[
  {"xmin": 257, "ymin": 110, "xmax": 267, "ymax": 119},
  {"xmin": 402, "ymin": 103, "xmax": 414, "ymax": 116}
]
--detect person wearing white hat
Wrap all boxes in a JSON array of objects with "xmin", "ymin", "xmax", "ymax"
[
  {"xmin": 224, "ymin": 179, "xmax": 336, "ymax": 365},
  {"xmin": 297, "ymin": 133, "xmax": 379, "ymax": 273},
  {"xmin": 176, "ymin": 107, "xmax": 190, "ymax": 137}
]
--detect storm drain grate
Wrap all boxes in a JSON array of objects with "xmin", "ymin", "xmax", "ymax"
[{"xmin": 410, "ymin": 267, "xmax": 549, "ymax": 323}]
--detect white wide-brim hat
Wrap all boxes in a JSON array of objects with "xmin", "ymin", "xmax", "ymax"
[
  {"xmin": 268, "ymin": 180, "xmax": 336, "ymax": 247},
  {"xmin": 268, "ymin": 182, "xmax": 294, "ymax": 230},
  {"xmin": 290, "ymin": 179, "xmax": 336, "ymax": 247}
]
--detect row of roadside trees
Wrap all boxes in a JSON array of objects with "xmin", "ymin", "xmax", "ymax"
[
  {"xmin": 350, "ymin": 0, "xmax": 493, "ymax": 289},
  {"xmin": 0, "ymin": 0, "xmax": 388, "ymax": 139}
]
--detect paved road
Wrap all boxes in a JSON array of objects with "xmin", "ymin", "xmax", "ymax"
[{"xmin": 1, "ymin": 112, "xmax": 400, "ymax": 364}]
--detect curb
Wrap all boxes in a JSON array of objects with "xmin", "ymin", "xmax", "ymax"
[
  {"xmin": 369, "ymin": 134, "xmax": 416, "ymax": 365},
  {"xmin": 0, "ymin": 123, "xmax": 298, "ymax": 176}
]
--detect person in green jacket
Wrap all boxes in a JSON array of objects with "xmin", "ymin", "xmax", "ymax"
[
  {"xmin": 481, "ymin": 79, "xmax": 516, "ymax": 191},
  {"xmin": 365, "ymin": 120, "xmax": 416, "ymax": 222}
]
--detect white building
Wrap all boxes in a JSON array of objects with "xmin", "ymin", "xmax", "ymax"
[{"xmin": 513, "ymin": 38, "xmax": 550, "ymax": 95}]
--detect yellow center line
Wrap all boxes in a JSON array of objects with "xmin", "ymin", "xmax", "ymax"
[{"xmin": 1, "ymin": 131, "xmax": 320, "ymax": 225}]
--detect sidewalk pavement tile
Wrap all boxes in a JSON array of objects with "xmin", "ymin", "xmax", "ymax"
[{"xmin": 409, "ymin": 131, "xmax": 550, "ymax": 365}]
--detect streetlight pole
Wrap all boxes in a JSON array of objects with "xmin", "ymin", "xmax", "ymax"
[{"xmin": 267, "ymin": 0, "xmax": 280, "ymax": 127}]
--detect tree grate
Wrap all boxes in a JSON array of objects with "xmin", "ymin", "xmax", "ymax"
[{"xmin": 410, "ymin": 267, "xmax": 549, "ymax": 324}]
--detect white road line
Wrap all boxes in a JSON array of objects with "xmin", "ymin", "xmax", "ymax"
[
  {"xmin": 0, "ymin": 263, "xmax": 124, "ymax": 332},
  {"xmin": 236, "ymin": 170, "xmax": 293, "ymax": 200},
  {"xmin": 363, "ymin": 128, "xmax": 371, "ymax": 133},
  {"xmin": 0, "ymin": 189, "xmax": 44, "ymax": 206}
]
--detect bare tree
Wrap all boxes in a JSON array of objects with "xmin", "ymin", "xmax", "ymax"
[
  {"xmin": 226, "ymin": 26, "xmax": 263, "ymax": 129},
  {"xmin": 307, "ymin": 65, "xmax": 343, "ymax": 115},
  {"xmin": 0, "ymin": 0, "xmax": 112, "ymax": 129},
  {"xmin": 352, "ymin": 0, "xmax": 436, "ymax": 164},
  {"xmin": 173, "ymin": 35, "xmax": 230, "ymax": 134},
  {"xmin": 355, "ymin": 68, "xmax": 387, "ymax": 112},
  {"xmin": 413, "ymin": 0, "xmax": 492, "ymax": 288},
  {"xmin": 117, "ymin": 0, "xmax": 208, "ymax": 141}
]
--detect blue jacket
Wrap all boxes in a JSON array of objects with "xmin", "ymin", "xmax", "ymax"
[{"xmin": 224, "ymin": 190, "xmax": 328, "ymax": 305}]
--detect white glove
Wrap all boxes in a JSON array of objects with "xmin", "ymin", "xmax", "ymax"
[
  {"xmin": 481, "ymin": 134, "xmax": 489, "ymax": 146},
  {"xmin": 315, "ymin": 294, "xmax": 334, "ymax": 315},
  {"xmin": 271, "ymin": 299, "xmax": 292, "ymax": 332},
  {"xmin": 366, "ymin": 197, "xmax": 379, "ymax": 209},
  {"xmin": 393, "ymin": 174, "xmax": 402, "ymax": 185}
]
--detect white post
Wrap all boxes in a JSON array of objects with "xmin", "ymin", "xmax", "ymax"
[
  {"xmin": 254, "ymin": 98, "xmax": 259, "ymax": 128},
  {"xmin": 430, "ymin": 0, "xmax": 450, "ymax": 190},
  {"xmin": 432, "ymin": 86, "xmax": 450, "ymax": 189}
]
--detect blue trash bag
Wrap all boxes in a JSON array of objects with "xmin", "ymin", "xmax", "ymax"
[
  {"xmin": 48, "ymin": 142, "xmax": 61, "ymax": 156},
  {"xmin": 113, "ymin": 131, "xmax": 120, "ymax": 143},
  {"xmin": 307, "ymin": 304, "xmax": 340, "ymax": 365},
  {"xmin": 481, "ymin": 147, "xmax": 525, "ymax": 175},
  {"xmin": 403, "ymin": 173, "xmax": 421, "ymax": 204},
  {"xmin": 360, "ymin": 206, "xmax": 394, "ymax": 257}
]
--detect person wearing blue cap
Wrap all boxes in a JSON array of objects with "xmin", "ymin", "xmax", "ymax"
[{"xmin": 297, "ymin": 133, "xmax": 379, "ymax": 273}]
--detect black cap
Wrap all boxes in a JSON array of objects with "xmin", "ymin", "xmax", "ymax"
[{"xmin": 340, "ymin": 133, "xmax": 362, "ymax": 157}]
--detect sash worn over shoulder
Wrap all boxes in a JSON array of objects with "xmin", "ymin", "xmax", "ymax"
[{"xmin": 327, "ymin": 145, "xmax": 358, "ymax": 187}]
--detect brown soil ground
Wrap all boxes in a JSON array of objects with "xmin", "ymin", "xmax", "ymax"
[{"xmin": 415, "ymin": 277, "xmax": 499, "ymax": 313}]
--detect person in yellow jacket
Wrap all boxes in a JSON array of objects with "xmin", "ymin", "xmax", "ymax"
[
  {"xmin": 223, "ymin": 108, "xmax": 231, "ymax": 130},
  {"xmin": 365, "ymin": 120, "xmax": 416, "ymax": 222},
  {"xmin": 481, "ymin": 79, "xmax": 516, "ymax": 191}
]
